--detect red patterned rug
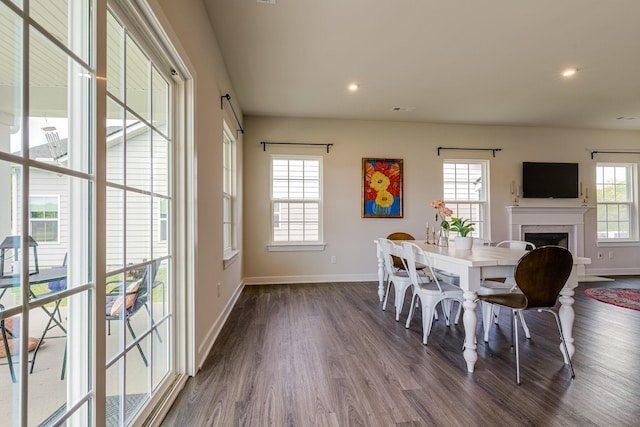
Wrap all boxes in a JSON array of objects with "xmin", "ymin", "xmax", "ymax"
[{"xmin": 584, "ymin": 288, "xmax": 640, "ymax": 311}]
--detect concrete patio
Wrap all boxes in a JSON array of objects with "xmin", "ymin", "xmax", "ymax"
[{"xmin": 0, "ymin": 303, "xmax": 167, "ymax": 426}]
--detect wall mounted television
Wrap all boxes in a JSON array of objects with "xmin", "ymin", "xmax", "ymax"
[{"xmin": 522, "ymin": 162, "xmax": 579, "ymax": 199}]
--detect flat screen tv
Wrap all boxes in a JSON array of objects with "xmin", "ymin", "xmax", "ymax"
[{"xmin": 522, "ymin": 162, "xmax": 579, "ymax": 199}]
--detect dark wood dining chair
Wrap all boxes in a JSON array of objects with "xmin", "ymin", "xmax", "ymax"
[
  {"xmin": 387, "ymin": 232, "xmax": 428, "ymax": 271},
  {"xmin": 387, "ymin": 232, "xmax": 416, "ymax": 270},
  {"xmin": 480, "ymin": 240, "xmax": 536, "ymax": 342},
  {"xmin": 477, "ymin": 245, "xmax": 575, "ymax": 384}
]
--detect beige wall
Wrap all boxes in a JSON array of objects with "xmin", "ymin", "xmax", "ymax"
[
  {"xmin": 243, "ymin": 116, "xmax": 640, "ymax": 282},
  {"xmin": 151, "ymin": 0, "xmax": 640, "ymax": 371},
  {"xmin": 152, "ymin": 0, "xmax": 244, "ymax": 369}
]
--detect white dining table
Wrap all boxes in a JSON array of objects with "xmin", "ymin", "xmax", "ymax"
[{"xmin": 374, "ymin": 239, "xmax": 591, "ymax": 373}]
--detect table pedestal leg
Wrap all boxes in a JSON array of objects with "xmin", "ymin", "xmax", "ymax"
[
  {"xmin": 462, "ymin": 290, "xmax": 478, "ymax": 372},
  {"xmin": 376, "ymin": 245, "xmax": 385, "ymax": 302},
  {"xmin": 558, "ymin": 286, "xmax": 576, "ymax": 363}
]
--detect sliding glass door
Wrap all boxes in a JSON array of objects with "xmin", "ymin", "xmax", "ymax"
[
  {"xmin": 0, "ymin": 0, "xmax": 177, "ymax": 424},
  {"xmin": 104, "ymin": 5, "xmax": 174, "ymax": 425},
  {"xmin": 0, "ymin": 0, "xmax": 94, "ymax": 424}
]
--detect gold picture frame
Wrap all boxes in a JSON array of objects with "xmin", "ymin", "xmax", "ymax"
[{"xmin": 362, "ymin": 158, "xmax": 403, "ymax": 218}]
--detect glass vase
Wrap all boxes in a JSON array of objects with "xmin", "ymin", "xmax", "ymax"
[{"xmin": 437, "ymin": 227, "xmax": 449, "ymax": 247}]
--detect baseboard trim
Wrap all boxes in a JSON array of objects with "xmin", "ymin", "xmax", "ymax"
[
  {"xmin": 196, "ymin": 280, "xmax": 245, "ymax": 371},
  {"xmin": 243, "ymin": 273, "xmax": 379, "ymax": 285},
  {"xmin": 585, "ymin": 267, "xmax": 640, "ymax": 276}
]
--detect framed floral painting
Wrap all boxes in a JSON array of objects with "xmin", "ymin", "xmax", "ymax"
[{"xmin": 362, "ymin": 158, "xmax": 403, "ymax": 218}]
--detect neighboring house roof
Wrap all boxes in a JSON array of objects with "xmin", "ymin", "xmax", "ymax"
[
  {"xmin": 12, "ymin": 121, "xmax": 142, "ymax": 160},
  {"xmin": 29, "ymin": 138, "xmax": 68, "ymax": 160}
]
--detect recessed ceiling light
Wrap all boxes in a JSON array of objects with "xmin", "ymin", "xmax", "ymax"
[
  {"xmin": 348, "ymin": 83, "xmax": 360, "ymax": 92},
  {"xmin": 562, "ymin": 68, "xmax": 578, "ymax": 77}
]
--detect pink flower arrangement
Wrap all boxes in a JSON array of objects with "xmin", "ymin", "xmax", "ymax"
[
  {"xmin": 431, "ymin": 199, "xmax": 453, "ymax": 228},
  {"xmin": 431, "ymin": 199, "xmax": 475, "ymax": 236}
]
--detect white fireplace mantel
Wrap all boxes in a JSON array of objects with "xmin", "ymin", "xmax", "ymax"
[
  {"xmin": 506, "ymin": 205, "xmax": 592, "ymax": 217},
  {"xmin": 506, "ymin": 205, "xmax": 593, "ymax": 258}
]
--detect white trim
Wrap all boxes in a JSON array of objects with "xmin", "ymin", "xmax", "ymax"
[
  {"xmin": 442, "ymin": 159, "xmax": 490, "ymax": 240},
  {"xmin": 244, "ymin": 273, "xmax": 379, "ymax": 285},
  {"xmin": 222, "ymin": 122, "xmax": 237, "ymax": 256},
  {"xmin": 507, "ymin": 205, "xmax": 590, "ymax": 257},
  {"xmin": 587, "ymin": 267, "xmax": 640, "ymax": 276},
  {"xmin": 595, "ymin": 163, "xmax": 638, "ymax": 241},
  {"xmin": 270, "ymin": 154, "xmax": 323, "ymax": 244},
  {"xmin": 136, "ymin": 374, "xmax": 189, "ymax": 427},
  {"xmin": 267, "ymin": 243, "xmax": 327, "ymax": 252},
  {"xmin": 223, "ymin": 249, "xmax": 240, "ymax": 269},
  {"xmin": 196, "ymin": 280, "xmax": 244, "ymax": 371},
  {"xmin": 596, "ymin": 240, "xmax": 640, "ymax": 247}
]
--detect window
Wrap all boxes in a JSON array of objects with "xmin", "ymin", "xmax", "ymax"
[
  {"xmin": 443, "ymin": 160, "xmax": 488, "ymax": 239},
  {"xmin": 271, "ymin": 156, "xmax": 322, "ymax": 244},
  {"xmin": 159, "ymin": 198, "xmax": 168, "ymax": 242},
  {"xmin": 29, "ymin": 195, "xmax": 60, "ymax": 243},
  {"xmin": 223, "ymin": 125, "xmax": 235, "ymax": 253},
  {"xmin": 596, "ymin": 163, "xmax": 636, "ymax": 240}
]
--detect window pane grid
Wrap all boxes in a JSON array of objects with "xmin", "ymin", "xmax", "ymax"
[
  {"xmin": 29, "ymin": 194, "xmax": 60, "ymax": 243},
  {"xmin": 597, "ymin": 203, "xmax": 632, "ymax": 239},
  {"xmin": 443, "ymin": 163, "xmax": 484, "ymax": 202},
  {"xmin": 223, "ymin": 127, "xmax": 235, "ymax": 252},
  {"xmin": 443, "ymin": 161, "xmax": 487, "ymax": 239},
  {"xmin": 272, "ymin": 159, "xmax": 320, "ymax": 201},
  {"xmin": 596, "ymin": 164, "xmax": 635, "ymax": 240},
  {"xmin": 271, "ymin": 156, "xmax": 322, "ymax": 243},
  {"xmin": 223, "ymin": 194, "xmax": 231, "ymax": 250},
  {"xmin": 272, "ymin": 201, "xmax": 320, "ymax": 242}
]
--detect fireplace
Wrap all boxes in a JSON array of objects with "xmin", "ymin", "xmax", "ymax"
[
  {"xmin": 506, "ymin": 206, "xmax": 591, "ymax": 257},
  {"xmin": 524, "ymin": 232, "xmax": 569, "ymax": 249}
]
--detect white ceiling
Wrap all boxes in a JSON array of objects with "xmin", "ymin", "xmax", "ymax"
[{"xmin": 204, "ymin": 0, "xmax": 640, "ymax": 130}]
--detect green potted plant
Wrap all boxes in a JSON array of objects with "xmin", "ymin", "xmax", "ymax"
[
  {"xmin": 449, "ymin": 217, "xmax": 475, "ymax": 237},
  {"xmin": 449, "ymin": 217, "xmax": 475, "ymax": 249}
]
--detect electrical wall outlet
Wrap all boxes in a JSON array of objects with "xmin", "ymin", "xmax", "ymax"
[
  {"xmin": 330, "ymin": 256, "xmax": 337, "ymax": 264},
  {"xmin": 608, "ymin": 251, "xmax": 614, "ymax": 259},
  {"xmin": 217, "ymin": 282, "xmax": 221, "ymax": 297}
]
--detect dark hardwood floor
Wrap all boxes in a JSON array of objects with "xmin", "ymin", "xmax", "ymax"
[{"xmin": 162, "ymin": 278, "xmax": 640, "ymax": 426}]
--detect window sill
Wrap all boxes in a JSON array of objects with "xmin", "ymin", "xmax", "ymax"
[
  {"xmin": 223, "ymin": 249, "xmax": 240, "ymax": 269},
  {"xmin": 596, "ymin": 240, "xmax": 640, "ymax": 248},
  {"xmin": 267, "ymin": 242, "xmax": 326, "ymax": 252}
]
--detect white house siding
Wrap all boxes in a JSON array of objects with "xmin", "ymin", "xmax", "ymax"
[
  {"xmin": 12, "ymin": 126, "xmax": 168, "ymax": 274},
  {"xmin": 105, "ymin": 128, "xmax": 169, "ymax": 272}
]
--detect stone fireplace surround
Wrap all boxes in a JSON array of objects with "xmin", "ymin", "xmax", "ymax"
[{"xmin": 506, "ymin": 206, "xmax": 591, "ymax": 258}]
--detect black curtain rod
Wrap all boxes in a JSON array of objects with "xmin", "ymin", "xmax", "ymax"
[
  {"xmin": 591, "ymin": 150, "xmax": 640, "ymax": 160},
  {"xmin": 437, "ymin": 147, "xmax": 502, "ymax": 157},
  {"xmin": 261, "ymin": 141, "xmax": 333, "ymax": 153},
  {"xmin": 220, "ymin": 94, "xmax": 244, "ymax": 135}
]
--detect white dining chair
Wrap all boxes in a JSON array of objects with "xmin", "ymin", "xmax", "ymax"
[
  {"xmin": 479, "ymin": 240, "xmax": 535, "ymax": 342},
  {"xmin": 402, "ymin": 242, "xmax": 464, "ymax": 345},
  {"xmin": 379, "ymin": 238, "xmax": 418, "ymax": 321}
]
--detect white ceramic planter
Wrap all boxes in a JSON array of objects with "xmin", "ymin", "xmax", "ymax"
[{"xmin": 454, "ymin": 236, "xmax": 473, "ymax": 250}]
